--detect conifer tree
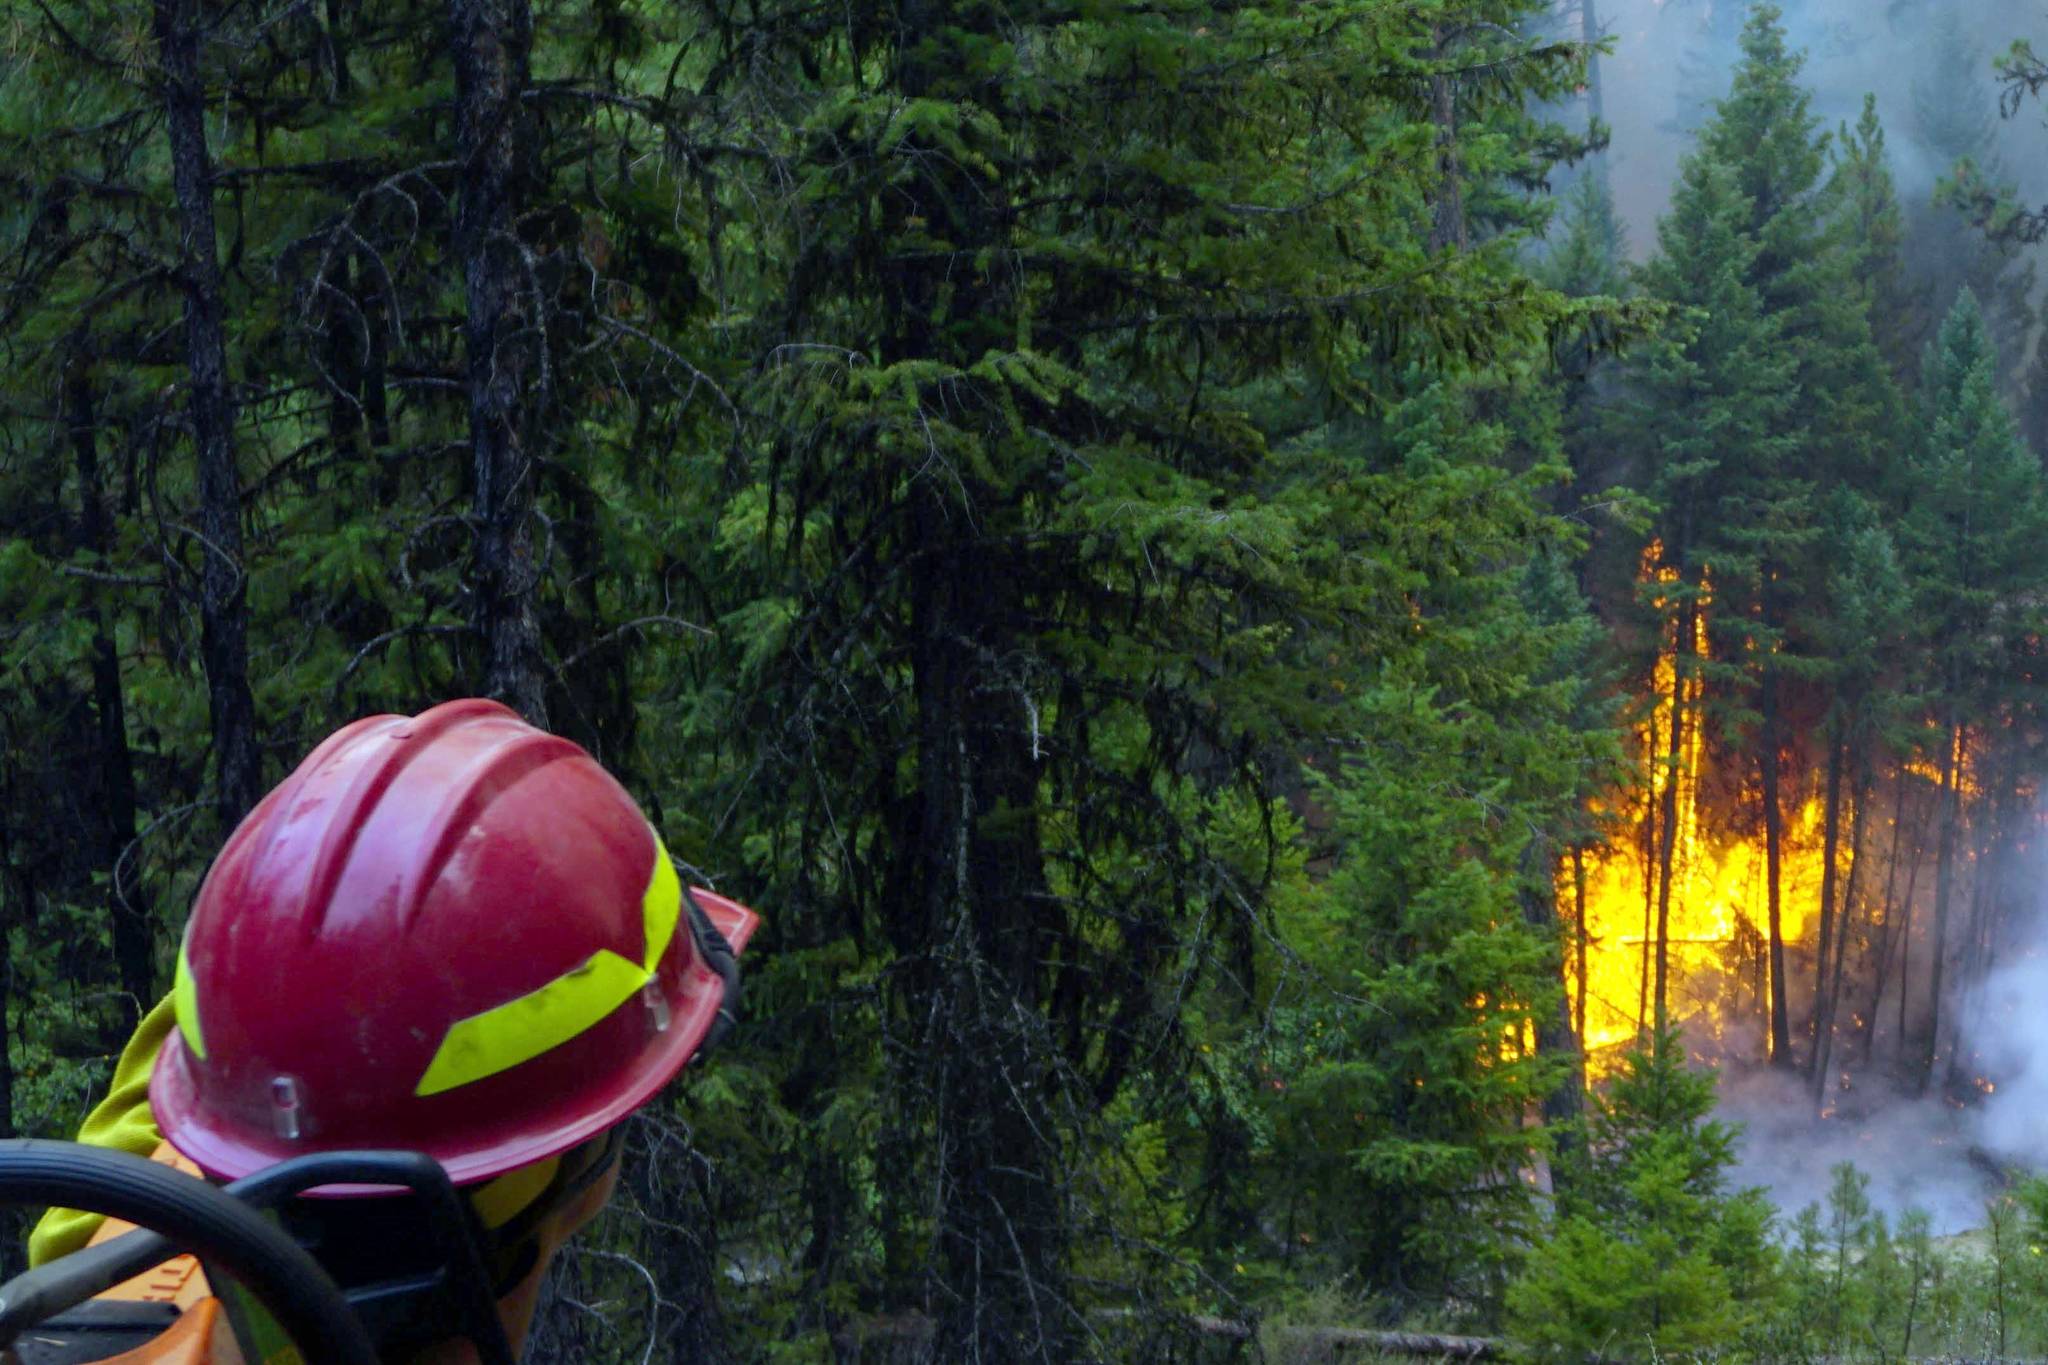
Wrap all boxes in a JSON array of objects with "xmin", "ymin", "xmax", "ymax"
[
  {"xmin": 682, "ymin": 0, "xmax": 1603, "ymax": 1343},
  {"xmin": 1507, "ymin": 1030, "xmax": 1778, "ymax": 1356},
  {"xmin": 1624, "ymin": 141, "xmax": 1796, "ymax": 1054},
  {"xmin": 1899, "ymin": 289, "xmax": 2048, "ymax": 1082},
  {"xmin": 1823, "ymin": 95, "xmax": 1917, "ymax": 384},
  {"xmin": 1257, "ymin": 375, "xmax": 1617, "ymax": 1302},
  {"xmin": 1798, "ymin": 106, "xmax": 1910, "ymax": 1065},
  {"xmin": 1543, "ymin": 175, "xmax": 1629, "ymax": 301}
]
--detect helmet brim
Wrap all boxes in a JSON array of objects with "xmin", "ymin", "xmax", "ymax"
[{"xmin": 151, "ymin": 893, "xmax": 759, "ymax": 1188}]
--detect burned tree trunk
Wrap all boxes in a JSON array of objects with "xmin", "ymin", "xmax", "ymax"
[
  {"xmin": 1813, "ymin": 727, "xmax": 1845, "ymax": 1049},
  {"xmin": 1862, "ymin": 762, "xmax": 1912, "ymax": 1062},
  {"xmin": 1652, "ymin": 597, "xmax": 1693, "ymax": 1043},
  {"xmin": 1571, "ymin": 843, "xmax": 1590, "ymax": 1045},
  {"xmin": 152, "ymin": 0, "xmax": 260, "ymax": 827},
  {"xmin": 451, "ymin": 0, "xmax": 547, "ymax": 725},
  {"xmin": 65, "ymin": 359, "xmax": 150, "ymax": 1036},
  {"xmin": 1923, "ymin": 715, "xmax": 1961, "ymax": 1087},
  {"xmin": 1636, "ymin": 704, "xmax": 1659, "ymax": 1038},
  {"xmin": 1894, "ymin": 787, "xmax": 1932, "ymax": 1050},
  {"xmin": 1813, "ymin": 746, "xmax": 1870, "ymax": 1107},
  {"xmin": 1760, "ymin": 664, "xmax": 1791, "ymax": 1067}
]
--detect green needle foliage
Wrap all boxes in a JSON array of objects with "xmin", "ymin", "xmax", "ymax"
[{"xmin": 7, "ymin": 0, "xmax": 2048, "ymax": 1357}]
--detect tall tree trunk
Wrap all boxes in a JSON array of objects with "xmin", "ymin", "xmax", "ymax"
[
  {"xmin": 0, "ymin": 758, "xmax": 20, "ymax": 1279},
  {"xmin": 888, "ymin": 7, "xmax": 1066, "ymax": 1349},
  {"xmin": 1813, "ymin": 739, "xmax": 1869, "ymax": 1108},
  {"xmin": 324, "ymin": 252, "xmax": 365, "ymax": 463},
  {"xmin": 1637, "ymin": 703, "xmax": 1659, "ymax": 1038},
  {"xmin": 1760, "ymin": 663, "xmax": 1791, "ymax": 1068},
  {"xmin": 1812, "ymin": 726, "xmax": 1846, "ymax": 1060},
  {"xmin": 1571, "ymin": 842, "xmax": 1590, "ymax": 1046},
  {"xmin": 360, "ymin": 244, "xmax": 392, "ymax": 455},
  {"xmin": 1520, "ymin": 841, "xmax": 1584, "ymax": 1163},
  {"xmin": 65, "ymin": 359, "xmax": 150, "ymax": 1036},
  {"xmin": 1923, "ymin": 715, "xmax": 1960, "ymax": 1088},
  {"xmin": 1945, "ymin": 742, "xmax": 2015, "ymax": 1094},
  {"xmin": 1895, "ymin": 797, "xmax": 1929, "ymax": 1050},
  {"xmin": 451, "ymin": 0, "xmax": 547, "ymax": 725},
  {"xmin": 909, "ymin": 503, "xmax": 1066, "ymax": 1358},
  {"xmin": 1427, "ymin": 25, "xmax": 1467, "ymax": 254},
  {"xmin": 1861, "ymin": 761, "xmax": 1912, "ymax": 1062},
  {"xmin": 152, "ymin": 0, "xmax": 260, "ymax": 827},
  {"xmin": 1652, "ymin": 597, "xmax": 1692, "ymax": 1044},
  {"xmin": 1581, "ymin": 0, "xmax": 1605, "ymax": 139}
]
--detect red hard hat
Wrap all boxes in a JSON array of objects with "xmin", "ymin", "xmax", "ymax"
[{"xmin": 151, "ymin": 699, "xmax": 758, "ymax": 1185}]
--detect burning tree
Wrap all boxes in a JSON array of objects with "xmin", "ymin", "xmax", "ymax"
[{"xmin": 1567, "ymin": 6, "xmax": 2048, "ymax": 1100}]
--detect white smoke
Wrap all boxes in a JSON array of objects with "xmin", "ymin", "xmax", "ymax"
[
  {"xmin": 1718, "ymin": 1067, "xmax": 1987, "ymax": 1235},
  {"xmin": 1710, "ymin": 823, "xmax": 2048, "ymax": 1237},
  {"xmin": 1959, "ymin": 942, "xmax": 2048, "ymax": 1170},
  {"xmin": 1587, "ymin": 0, "xmax": 2048, "ymax": 261}
]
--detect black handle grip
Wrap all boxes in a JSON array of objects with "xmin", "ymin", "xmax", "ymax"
[{"xmin": 0, "ymin": 1141, "xmax": 379, "ymax": 1365}]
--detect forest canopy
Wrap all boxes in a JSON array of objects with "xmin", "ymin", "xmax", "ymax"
[{"xmin": 5, "ymin": 0, "xmax": 2048, "ymax": 1360}]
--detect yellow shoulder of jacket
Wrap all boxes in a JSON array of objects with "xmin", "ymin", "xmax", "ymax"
[{"xmin": 27, "ymin": 994, "xmax": 175, "ymax": 1266}]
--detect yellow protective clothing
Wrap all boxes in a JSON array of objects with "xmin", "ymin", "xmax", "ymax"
[{"xmin": 27, "ymin": 995, "xmax": 175, "ymax": 1265}]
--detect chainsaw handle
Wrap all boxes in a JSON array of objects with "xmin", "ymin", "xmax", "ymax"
[
  {"xmin": 0, "ymin": 1140, "xmax": 378, "ymax": 1365},
  {"xmin": 0, "ymin": 1225, "xmax": 174, "ymax": 1337}
]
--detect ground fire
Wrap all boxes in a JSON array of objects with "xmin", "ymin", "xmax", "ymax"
[{"xmin": 1561, "ymin": 547, "xmax": 2019, "ymax": 1098}]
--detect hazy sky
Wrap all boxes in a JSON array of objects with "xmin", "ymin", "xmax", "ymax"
[{"xmin": 1590, "ymin": 0, "xmax": 2048, "ymax": 259}]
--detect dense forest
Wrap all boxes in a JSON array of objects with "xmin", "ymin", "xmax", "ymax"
[{"xmin": 8, "ymin": 0, "xmax": 2048, "ymax": 1358}]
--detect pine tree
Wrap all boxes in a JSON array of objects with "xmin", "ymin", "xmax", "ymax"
[
  {"xmin": 1507, "ymin": 1029, "xmax": 1779, "ymax": 1357},
  {"xmin": 1823, "ymin": 95, "xmax": 1917, "ymax": 384},
  {"xmin": 1624, "ymin": 134, "xmax": 1797, "ymax": 1052},
  {"xmin": 1898, "ymin": 289, "xmax": 2048, "ymax": 1083},
  {"xmin": 1542, "ymin": 174, "xmax": 1628, "ymax": 301},
  {"xmin": 1258, "ymin": 375, "xmax": 1618, "ymax": 1302},
  {"xmin": 1798, "ymin": 104, "xmax": 1911, "ymax": 1078}
]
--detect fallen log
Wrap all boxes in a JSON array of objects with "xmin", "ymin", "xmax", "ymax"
[
  {"xmin": 1182, "ymin": 1315, "xmax": 1499, "ymax": 1358},
  {"xmin": 837, "ymin": 1309, "xmax": 1502, "ymax": 1359}
]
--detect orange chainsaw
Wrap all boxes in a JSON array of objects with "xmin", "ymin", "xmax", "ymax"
[{"xmin": 0, "ymin": 1135, "xmax": 545, "ymax": 1364}]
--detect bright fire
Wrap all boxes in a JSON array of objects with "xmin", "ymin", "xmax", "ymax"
[{"xmin": 1563, "ymin": 551, "xmax": 1828, "ymax": 1069}]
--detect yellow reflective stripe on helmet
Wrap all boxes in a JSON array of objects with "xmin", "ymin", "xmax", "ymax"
[
  {"xmin": 414, "ymin": 834, "xmax": 684, "ymax": 1098},
  {"xmin": 415, "ymin": 949, "xmax": 645, "ymax": 1098},
  {"xmin": 641, "ymin": 837, "xmax": 681, "ymax": 973},
  {"xmin": 173, "ymin": 937, "xmax": 206, "ymax": 1061}
]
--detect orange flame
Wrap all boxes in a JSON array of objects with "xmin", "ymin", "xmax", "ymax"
[{"xmin": 1563, "ymin": 547, "xmax": 1832, "ymax": 1072}]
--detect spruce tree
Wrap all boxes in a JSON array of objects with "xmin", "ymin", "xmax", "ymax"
[
  {"xmin": 1542, "ymin": 174, "xmax": 1628, "ymax": 301},
  {"xmin": 1823, "ymin": 95, "xmax": 1917, "ymax": 384},
  {"xmin": 1257, "ymin": 375, "xmax": 1618, "ymax": 1303},
  {"xmin": 683, "ymin": 0, "xmax": 1603, "ymax": 1344},
  {"xmin": 1507, "ymin": 1030, "xmax": 1779, "ymax": 1357},
  {"xmin": 1899, "ymin": 289, "xmax": 2048, "ymax": 1082},
  {"xmin": 1624, "ymin": 137, "xmax": 1796, "ymax": 1054}
]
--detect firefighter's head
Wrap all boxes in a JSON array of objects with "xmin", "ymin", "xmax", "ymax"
[{"xmin": 154, "ymin": 699, "xmax": 755, "ymax": 1358}]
